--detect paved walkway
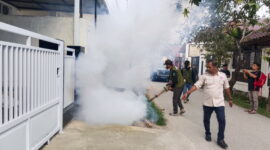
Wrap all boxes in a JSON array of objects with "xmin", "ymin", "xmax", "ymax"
[
  {"xmin": 43, "ymin": 82, "xmax": 270, "ymax": 150},
  {"xmin": 148, "ymin": 82, "xmax": 270, "ymax": 150}
]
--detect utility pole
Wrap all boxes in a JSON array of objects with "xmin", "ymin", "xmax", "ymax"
[
  {"xmin": 94, "ymin": 0, "xmax": 97, "ymax": 28},
  {"xmin": 74, "ymin": 0, "xmax": 80, "ymax": 45}
]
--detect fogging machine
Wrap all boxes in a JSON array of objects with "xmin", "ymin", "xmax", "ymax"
[{"xmin": 149, "ymin": 86, "xmax": 170, "ymax": 102}]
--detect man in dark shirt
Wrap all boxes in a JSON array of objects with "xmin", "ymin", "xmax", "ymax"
[
  {"xmin": 243, "ymin": 63, "xmax": 261, "ymax": 114},
  {"xmin": 181, "ymin": 60, "xmax": 198, "ymax": 103},
  {"xmin": 164, "ymin": 59, "xmax": 185, "ymax": 116},
  {"xmin": 220, "ymin": 64, "xmax": 231, "ymax": 78}
]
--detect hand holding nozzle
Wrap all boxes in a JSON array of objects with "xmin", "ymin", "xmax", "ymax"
[{"xmin": 149, "ymin": 86, "xmax": 170, "ymax": 102}]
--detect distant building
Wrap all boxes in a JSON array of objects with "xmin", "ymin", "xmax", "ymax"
[
  {"xmin": 239, "ymin": 24, "xmax": 270, "ymax": 98},
  {"xmin": 0, "ymin": 0, "xmax": 110, "ymax": 52},
  {"xmin": 185, "ymin": 43, "xmax": 207, "ymax": 76}
]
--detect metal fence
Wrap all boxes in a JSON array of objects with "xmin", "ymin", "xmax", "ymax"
[
  {"xmin": 64, "ymin": 47, "xmax": 75, "ymax": 108},
  {"xmin": 0, "ymin": 22, "xmax": 64, "ymax": 150}
]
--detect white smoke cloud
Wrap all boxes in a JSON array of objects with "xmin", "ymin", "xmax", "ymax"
[{"xmin": 76, "ymin": 0, "xmax": 211, "ymax": 125}]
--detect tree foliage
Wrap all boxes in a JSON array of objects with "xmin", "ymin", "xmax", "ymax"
[
  {"xmin": 194, "ymin": 28, "xmax": 236, "ymax": 66},
  {"xmin": 192, "ymin": 0, "xmax": 269, "ymax": 64},
  {"xmin": 188, "ymin": 0, "xmax": 270, "ymax": 88}
]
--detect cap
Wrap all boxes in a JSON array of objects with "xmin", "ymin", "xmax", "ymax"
[{"xmin": 164, "ymin": 59, "xmax": 173, "ymax": 66}]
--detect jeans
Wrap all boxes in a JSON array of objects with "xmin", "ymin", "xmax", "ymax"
[
  {"xmin": 203, "ymin": 106, "xmax": 226, "ymax": 142},
  {"xmin": 173, "ymin": 87, "xmax": 184, "ymax": 113},
  {"xmin": 183, "ymin": 83, "xmax": 193, "ymax": 100}
]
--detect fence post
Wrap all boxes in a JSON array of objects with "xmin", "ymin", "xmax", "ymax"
[
  {"xmin": 26, "ymin": 37, "xmax": 31, "ymax": 46},
  {"xmin": 26, "ymin": 36, "xmax": 31, "ymax": 150},
  {"xmin": 0, "ymin": 45, "xmax": 2, "ymax": 126},
  {"xmin": 267, "ymin": 88, "xmax": 270, "ymax": 112},
  {"xmin": 59, "ymin": 42, "xmax": 64, "ymax": 133}
]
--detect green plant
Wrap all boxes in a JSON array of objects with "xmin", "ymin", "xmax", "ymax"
[
  {"xmin": 263, "ymin": 48, "xmax": 270, "ymax": 62},
  {"xmin": 232, "ymin": 91, "xmax": 270, "ymax": 118},
  {"xmin": 150, "ymin": 102, "xmax": 166, "ymax": 126}
]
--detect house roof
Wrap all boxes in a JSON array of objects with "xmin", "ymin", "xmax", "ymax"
[
  {"xmin": 240, "ymin": 24, "xmax": 270, "ymax": 46},
  {"xmin": 2, "ymin": 0, "xmax": 108, "ymax": 14}
]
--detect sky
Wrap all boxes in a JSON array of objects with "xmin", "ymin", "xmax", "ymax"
[{"xmin": 258, "ymin": 4, "xmax": 270, "ymax": 18}]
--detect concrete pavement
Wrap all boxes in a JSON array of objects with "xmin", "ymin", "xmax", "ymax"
[
  {"xmin": 42, "ymin": 82, "xmax": 270, "ymax": 150},
  {"xmin": 148, "ymin": 82, "xmax": 270, "ymax": 150}
]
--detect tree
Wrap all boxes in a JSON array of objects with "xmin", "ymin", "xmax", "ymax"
[
  {"xmin": 190, "ymin": 0, "xmax": 269, "ymax": 89},
  {"xmin": 194, "ymin": 28, "xmax": 236, "ymax": 67}
]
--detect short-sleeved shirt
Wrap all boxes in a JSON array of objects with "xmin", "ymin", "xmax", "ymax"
[
  {"xmin": 220, "ymin": 69, "xmax": 231, "ymax": 78},
  {"xmin": 247, "ymin": 71, "xmax": 261, "ymax": 91},
  {"xmin": 194, "ymin": 72, "xmax": 230, "ymax": 107}
]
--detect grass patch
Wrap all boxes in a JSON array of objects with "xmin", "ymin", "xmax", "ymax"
[
  {"xmin": 149, "ymin": 102, "xmax": 167, "ymax": 126},
  {"xmin": 145, "ymin": 94, "xmax": 167, "ymax": 126},
  {"xmin": 232, "ymin": 92, "xmax": 270, "ymax": 118}
]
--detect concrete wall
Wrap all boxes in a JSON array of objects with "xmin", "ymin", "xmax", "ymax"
[
  {"xmin": 0, "ymin": 15, "xmax": 73, "ymax": 45},
  {"xmin": 186, "ymin": 43, "xmax": 206, "ymax": 57},
  {"xmin": 0, "ymin": 15, "xmax": 93, "ymax": 48},
  {"xmin": 17, "ymin": 10, "xmax": 73, "ymax": 17}
]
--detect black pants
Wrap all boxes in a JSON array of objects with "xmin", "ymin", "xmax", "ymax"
[
  {"xmin": 203, "ymin": 106, "xmax": 226, "ymax": 141},
  {"xmin": 173, "ymin": 87, "xmax": 184, "ymax": 113}
]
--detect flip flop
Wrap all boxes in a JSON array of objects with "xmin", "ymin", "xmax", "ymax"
[
  {"xmin": 180, "ymin": 109, "xmax": 186, "ymax": 115},
  {"xmin": 249, "ymin": 110, "xmax": 257, "ymax": 114},
  {"xmin": 169, "ymin": 113, "xmax": 179, "ymax": 116}
]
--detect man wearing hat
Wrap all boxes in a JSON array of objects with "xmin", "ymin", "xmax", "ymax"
[{"xmin": 164, "ymin": 59, "xmax": 186, "ymax": 115}]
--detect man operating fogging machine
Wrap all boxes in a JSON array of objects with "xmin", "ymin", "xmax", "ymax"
[
  {"xmin": 149, "ymin": 59, "xmax": 185, "ymax": 115},
  {"xmin": 164, "ymin": 59, "xmax": 186, "ymax": 116}
]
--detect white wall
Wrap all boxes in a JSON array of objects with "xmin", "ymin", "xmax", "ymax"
[
  {"xmin": 0, "ymin": 15, "xmax": 73, "ymax": 45},
  {"xmin": 0, "ymin": 15, "xmax": 92, "ymax": 48},
  {"xmin": 17, "ymin": 10, "xmax": 74, "ymax": 17}
]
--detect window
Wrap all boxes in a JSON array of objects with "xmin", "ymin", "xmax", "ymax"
[
  {"xmin": 232, "ymin": 47, "xmax": 262, "ymax": 83},
  {"xmin": 0, "ymin": 4, "xmax": 2, "ymax": 14},
  {"xmin": 232, "ymin": 48, "xmax": 262, "ymax": 69},
  {"xmin": 2, "ymin": 5, "xmax": 9, "ymax": 15}
]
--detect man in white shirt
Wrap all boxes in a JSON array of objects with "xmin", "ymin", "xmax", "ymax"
[{"xmin": 182, "ymin": 60, "xmax": 233, "ymax": 149}]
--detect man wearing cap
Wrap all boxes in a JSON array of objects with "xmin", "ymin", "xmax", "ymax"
[{"xmin": 164, "ymin": 59, "xmax": 186, "ymax": 116}]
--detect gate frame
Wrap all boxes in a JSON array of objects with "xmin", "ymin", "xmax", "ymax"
[{"xmin": 0, "ymin": 22, "xmax": 64, "ymax": 150}]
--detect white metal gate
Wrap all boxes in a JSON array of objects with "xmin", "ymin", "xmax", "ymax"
[
  {"xmin": 0, "ymin": 22, "xmax": 64, "ymax": 150},
  {"xmin": 64, "ymin": 48, "xmax": 75, "ymax": 108}
]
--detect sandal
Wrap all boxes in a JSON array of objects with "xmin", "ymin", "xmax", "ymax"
[
  {"xmin": 169, "ymin": 113, "xmax": 179, "ymax": 116},
  {"xmin": 245, "ymin": 109, "xmax": 252, "ymax": 112},
  {"xmin": 249, "ymin": 110, "xmax": 257, "ymax": 114},
  {"xmin": 180, "ymin": 109, "xmax": 186, "ymax": 115}
]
